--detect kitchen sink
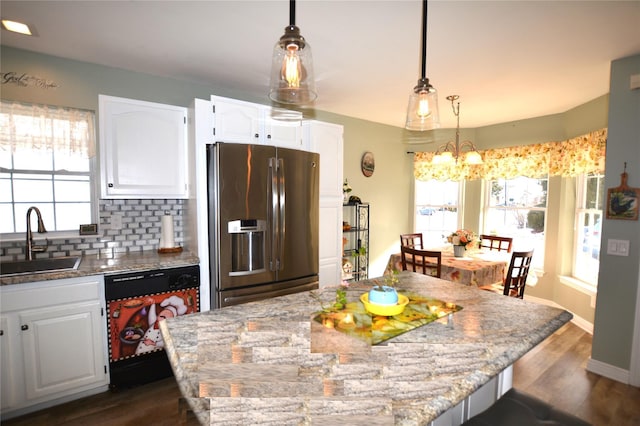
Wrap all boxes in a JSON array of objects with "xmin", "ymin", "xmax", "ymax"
[{"xmin": 0, "ymin": 257, "xmax": 82, "ymax": 277}]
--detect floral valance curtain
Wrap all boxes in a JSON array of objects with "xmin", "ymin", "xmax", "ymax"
[
  {"xmin": 414, "ymin": 128, "xmax": 607, "ymax": 181},
  {"xmin": 0, "ymin": 99, "xmax": 96, "ymax": 158}
]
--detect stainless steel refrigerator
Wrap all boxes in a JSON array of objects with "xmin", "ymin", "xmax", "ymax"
[{"xmin": 207, "ymin": 143, "xmax": 319, "ymax": 309}]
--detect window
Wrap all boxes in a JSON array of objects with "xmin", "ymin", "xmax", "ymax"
[
  {"xmin": 573, "ymin": 173, "xmax": 605, "ymax": 285},
  {"xmin": 484, "ymin": 176, "xmax": 547, "ymax": 269},
  {"xmin": 414, "ymin": 179, "xmax": 461, "ymax": 245},
  {"xmin": 0, "ymin": 101, "xmax": 96, "ymax": 233}
]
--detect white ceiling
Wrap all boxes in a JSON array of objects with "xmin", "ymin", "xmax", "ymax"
[{"xmin": 1, "ymin": 0, "xmax": 639, "ymax": 129}]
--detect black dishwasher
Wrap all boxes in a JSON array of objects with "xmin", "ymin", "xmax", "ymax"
[{"xmin": 104, "ymin": 265, "xmax": 199, "ymax": 389}]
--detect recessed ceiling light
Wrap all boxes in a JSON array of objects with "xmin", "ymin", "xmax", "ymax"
[{"xmin": 2, "ymin": 19, "xmax": 34, "ymax": 36}]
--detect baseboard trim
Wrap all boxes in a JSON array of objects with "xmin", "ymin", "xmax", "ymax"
[
  {"xmin": 586, "ymin": 357, "xmax": 630, "ymax": 384},
  {"xmin": 523, "ymin": 294, "xmax": 593, "ymax": 334}
]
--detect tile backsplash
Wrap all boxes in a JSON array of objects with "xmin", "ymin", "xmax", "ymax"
[{"xmin": 0, "ymin": 199, "xmax": 185, "ymax": 262}]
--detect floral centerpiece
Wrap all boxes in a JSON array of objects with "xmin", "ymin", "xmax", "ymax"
[{"xmin": 447, "ymin": 229, "xmax": 477, "ymax": 256}]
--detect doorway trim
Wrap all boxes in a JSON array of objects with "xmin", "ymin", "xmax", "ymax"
[{"xmin": 630, "ymin": 262, "xmax": 640, "ymax": 386}]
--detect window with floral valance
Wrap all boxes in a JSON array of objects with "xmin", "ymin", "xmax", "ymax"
[{"xmin": 413, "ymin": 128, "xmax": 607, "ymax": 181}]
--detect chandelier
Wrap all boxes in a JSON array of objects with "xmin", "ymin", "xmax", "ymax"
[
  {"xmin": 432, "ymin": 95, "xmax": 483, "ymax": 165},
  {"xmin": 268, "ymin": 0, "xmax": 317, "ymax": 105},
  {"xmin": 405, "ymin": 0, "xmax": 440, "ymax": 131}
]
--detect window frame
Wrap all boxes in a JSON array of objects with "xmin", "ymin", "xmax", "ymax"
[
  {"xmin": 0, "ymin": 102, "xmax": 98, "ymax": 237},
  {"xmin": 414, "ymin": 179, "xmax": 463, "ymax": 245},
  {"xmin": 482, "ymin": 176, "xmax": 548, "ymax": 269},
  {"xmin": 572, "ymin": 173, "xmax": 605, "ymax": 288}
]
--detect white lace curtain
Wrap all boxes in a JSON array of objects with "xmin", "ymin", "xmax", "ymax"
[{"xmin": 0, "ymin": 99, "xmax": 96, "ymax": 158}]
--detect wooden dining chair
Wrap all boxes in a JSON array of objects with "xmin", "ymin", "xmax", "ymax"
[
  {"xmin": 480, "ymin": 250, "xmax": 533, "ymax": 299},
  {"xmin": 400, "ymin": 233, "xmax": 423, "ymax": 249},
  {"xmin": 400, "ymin": 245, "xmax": 441, "ymax": 278},
  {"xmin": 480, "ymin": 235, "xmax": 513, "ymax": 253}
]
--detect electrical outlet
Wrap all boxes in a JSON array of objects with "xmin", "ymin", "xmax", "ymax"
[
  {"xmin": 111, "ymin": 213, "xmax": 123, "ymax": 230},
  {"xmin": 607, "ymin": 239, "xmax": 630, "ymax": 256}
]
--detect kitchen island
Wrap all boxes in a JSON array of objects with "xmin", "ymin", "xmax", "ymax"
[{"xmin": 160, "ymin": 271, "xmax": 572, "ymax": 425}]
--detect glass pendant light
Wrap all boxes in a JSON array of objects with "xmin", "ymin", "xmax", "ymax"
[
  {"xmin": 269, "ymin": 0, "xmax": 317, "ymax": 105},
  {"xmin": 405, "ymin": 0, "xmax": 440, "ymax": 131}
]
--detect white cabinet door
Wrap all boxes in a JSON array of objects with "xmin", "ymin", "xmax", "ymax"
[
  {"xmin": 20, "ymin": 301, "xmax": 105, "ymax": 402},
  {"xmin": 305, "ymin": 121, "xmax": 344, "ymax": 287},
  {"xmin": 212, "ymin": 96, "xmax": 261, "ymax": 144},
  {"xmin": 307, "ymin": 121, "xmax": 344, "ymax": 198},
  {"xmin": 0, "ymin": 276, "xmax": 108, "ymax": 416},
  {"xmin": 212, "ymin": 95, "xmax": 302, "ymax": 148},
  {"xmin": 265, "ymin": 118, "xmax": 303, "ymax": 149},
  {"xmin": 0, "ymin": 314, "xmax": 18, "ymax": 410},
  {"xmin": 99, "ymin": 95, "xmax": 188, "ymax": 199}
]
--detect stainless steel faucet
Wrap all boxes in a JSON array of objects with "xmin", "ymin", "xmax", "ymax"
[{"xmin": 26, "ymin": 206, "xmax": 48, "ymax": 260}]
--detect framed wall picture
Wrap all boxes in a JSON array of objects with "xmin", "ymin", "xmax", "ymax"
[
  {"xmin": 606, "ymin": 165, "xmax": 639, "ymax": 221},
  {"xmin": 361, "ymin": 151, "xmax": 375, "ymax": 177}
]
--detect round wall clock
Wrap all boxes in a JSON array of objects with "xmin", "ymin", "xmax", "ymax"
[{"xmin": 361, "ymin": 151, "xmax": 375, "ymax": 177}]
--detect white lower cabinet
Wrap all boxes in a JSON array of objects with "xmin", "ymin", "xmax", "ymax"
[{"xmin": 1, "ymin": 276, "xmax": 108, "ymax": 419}]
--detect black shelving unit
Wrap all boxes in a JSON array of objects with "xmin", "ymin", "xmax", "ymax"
[{"xmin": 342, "ymin": 203, "xmax": 369, "ymax": 282}]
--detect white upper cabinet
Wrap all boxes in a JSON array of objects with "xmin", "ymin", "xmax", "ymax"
[
  {"xmin": 211, "ymin": 96, "xmax": 261, "ymax": 143},
  {"xmin": 211, "ymin": 96, "xmax": 303, "ymax": 149},
  {"xmin": 99, "ymin": 95, "xmax": 188, "ymax": 199}
]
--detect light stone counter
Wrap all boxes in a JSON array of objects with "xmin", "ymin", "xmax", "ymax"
[
  {"xmin": 0, "ymin": 250, "xmax": 199, "ymax": 286},
  {"xmin": 160, "ymin": 271, "xmax": 572, "ymax": 425}
]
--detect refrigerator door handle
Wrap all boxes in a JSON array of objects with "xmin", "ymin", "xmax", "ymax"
[
  {"xmin": 278, "ymin": 158, "xmax": 286, "ymax": 271},
  {"xmin": 269, "ymin": 157, "xmax": 278, "ymax": 271}
]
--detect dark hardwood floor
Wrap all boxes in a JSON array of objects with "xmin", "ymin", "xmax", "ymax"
[
  {"xmin": 513, "ymin": 322, "xmax": 640, "ymax": 425},
  {"xmin": 3, "ymin": 322, "xmax": 639, "ymax": 425}
]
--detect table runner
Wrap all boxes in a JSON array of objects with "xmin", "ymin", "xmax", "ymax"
[{"xmin": 313, "ymin": 291, "xmax": 462, "ymax": 346}]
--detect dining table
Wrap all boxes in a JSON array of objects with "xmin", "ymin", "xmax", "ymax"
[{"xmin": 385, "ymin": 246, "xmax": 509, "ymax": 287}]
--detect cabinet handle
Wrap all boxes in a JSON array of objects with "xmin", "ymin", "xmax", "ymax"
[
  {"xmin": 267, "ymin": 134, "xmax": 272, "ymax": 139},
  {"xmin": 108, "ymin": 183, "xmax": 114, "ymax": 188},
  {"xmin": 21, "ymin": 324, "xmax": 29, "ymax": 331},
  {"xmin": 254, "ymin": 133, "xmax": 259, "ymax": 139},
  {"xmin": 0, "ymin": 330, "xmax": 3, "ymax": 336}
]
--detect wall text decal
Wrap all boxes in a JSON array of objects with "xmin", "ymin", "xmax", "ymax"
[{"xmin": 1, "ymin": 71, "xmax": 59, "ymax": 89}]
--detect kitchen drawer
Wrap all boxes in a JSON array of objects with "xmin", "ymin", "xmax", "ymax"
[{"xmin": 1, "ymin": 276, "xmax": 103, "ymax": 313}]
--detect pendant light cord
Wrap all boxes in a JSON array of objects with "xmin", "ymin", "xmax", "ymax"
[
  {"xmin": 290, "ymin": 0, "xmax": 296, "ymax": 26},
  {"xmin": 420, "ymin": 0, "xmax": 428, "ymax": 79}
]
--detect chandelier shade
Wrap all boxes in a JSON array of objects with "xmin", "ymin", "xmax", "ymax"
[
  {"xmin": 269, "ymin": 0, "xmax": 317, "ymax": 105},
  {"xmin": 405, "ymin": 0, "xmax": 440, "ymax": 131}
]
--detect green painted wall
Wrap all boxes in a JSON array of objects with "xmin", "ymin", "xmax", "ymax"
[
  {"xmin": 591, "ymin": 54, "xmax": 640, "ymax": 371},
  {"xmin": 1, "ymin": 46, "xmax": 213, "ymax": 110}
]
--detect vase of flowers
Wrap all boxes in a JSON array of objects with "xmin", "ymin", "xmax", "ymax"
[{"xmin": 447, "ymin": 229, "xmax": 477, "ymax": 257}]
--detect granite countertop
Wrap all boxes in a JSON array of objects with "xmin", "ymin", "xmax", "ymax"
[
  {"xmin": 160, "ymin": 271, "xmax": 572, "ymax": 426},
  {"xmin": 0, "ymin": 250, "xmax": 200, "ymax": 286}
]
